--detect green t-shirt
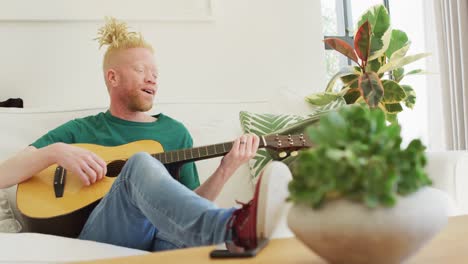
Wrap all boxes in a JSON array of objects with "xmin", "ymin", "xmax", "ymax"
[{"xmin": 31, "ymin": 111, "xmax": 200, "ymax": 190}]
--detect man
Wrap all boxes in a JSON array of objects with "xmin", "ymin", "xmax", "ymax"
[{"xmin": 0, "ymin": 18, "xmax": 290, "ymax": 252}]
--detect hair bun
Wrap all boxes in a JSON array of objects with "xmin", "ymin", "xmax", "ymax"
[{"xmin": 96, "ymin": 17, "xmax": 140, "ymax": 49}]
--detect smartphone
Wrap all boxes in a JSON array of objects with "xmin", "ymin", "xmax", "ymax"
[{"xmin": 209, "ymin": 239, "xmax": 269, "ymax": 258}]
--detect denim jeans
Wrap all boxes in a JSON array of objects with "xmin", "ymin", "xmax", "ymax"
[{"xmin": 79, "ymin": 152, "xmax": 235, "ymax": 251}]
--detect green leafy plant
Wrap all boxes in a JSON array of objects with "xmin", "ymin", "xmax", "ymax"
[
  {"xmin": 307, "ymin": 4, "xmax": 429, "ymax": 123},
  {"xmin": 288, "ymin": 105, "xmax": 432, "ymax": 209}
]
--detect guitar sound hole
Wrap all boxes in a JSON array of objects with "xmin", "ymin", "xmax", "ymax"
[{"xmin": 106, "ymin": 160, "xmax": 127, "ymax": 177}]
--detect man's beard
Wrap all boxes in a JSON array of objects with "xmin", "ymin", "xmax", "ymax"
[{"xmin": 127, "ymin": 93, "xmax": 153, "ymax": 112}]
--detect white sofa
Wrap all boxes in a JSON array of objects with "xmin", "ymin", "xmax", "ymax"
[
  {"xmin": 0, "ymin": 105, "xmax": 466, "ymax": 263},
  {"xmin": 0, "ymin": 103, "xmax": 280, "ymax": 263}
]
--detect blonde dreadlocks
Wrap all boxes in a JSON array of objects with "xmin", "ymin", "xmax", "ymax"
[{"xmin": 96, "ymin": 17, "xmax": 153, "ymax": 70}]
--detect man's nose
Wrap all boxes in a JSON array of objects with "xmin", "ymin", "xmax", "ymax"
[{"xmin": 145, "ymin": 74, "xmax": 156, "ymax": 84}]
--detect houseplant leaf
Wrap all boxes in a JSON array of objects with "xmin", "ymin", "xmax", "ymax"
[
  {"xmin": 357, "ymin": 4, "xmax": 390, "ymax": 39},
  {"xmin": 393, "ymin": 67, "xmax": 405, "ymax": 83},
  {"xmin": 357, "ymin": 4, "xmax": 391, "ymax": 61},
  {"xmin": 390, "ymin": 44, "xmax": 411, "ymax": 61},
  {"xmin": 306, "ymin": 92, "xmax": 342, "ymax": 106},
  {"xmin": 405, "ymin": 69, "xmax": 426, "ymax": 76},
  {"xmin": 401, "ymin": 85, "xmax": 416, "ymax": 108},
  {"xmin": 378, "ymin": 53, "xmax": 431, "ymax": 74},
  {"xmin": 340, "ymin": 72, "xmax": 361, "ymax": 87},
  {"xmin": 343, "ymin": 88, "xmax": 362, "ymax": 104},
  {"xmin": 386, "ymin": 29, "xmax": 410, "ymax": 59},
  {"xmin": 384, "ymin": 103, "xmax": 404, "ymax": 113},
  {"xmin": 325, "ymin": 66, "xmax": 358, "ymax": 92},
  {"xmin": 382, "ymin": 80, "xmax": 407, "ymax": 103},
  {"xmin": 359, "ymin": 72, "xmax": 384, "ymax": 107},
  {"xmin": 368, "ymin": 29, "xmax": 392, "ymax": 61},
  {"xmin": 354, "ymin": 21, "xmax": 371, "ymax": 62},
  {"xmin": 324, "ymin": 38, "xmax": 360, "ymax": 65},
  {"xmin": 366, "ymin": 58, "xmax": 382, "ymax": 73}
]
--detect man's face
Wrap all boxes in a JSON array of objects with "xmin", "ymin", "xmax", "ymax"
[{"xmin": 110, "ymin": 48, "xmax": 158, "ymax": 112}]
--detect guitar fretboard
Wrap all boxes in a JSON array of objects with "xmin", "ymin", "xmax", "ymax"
[{"xmin": 152, "ymin": 141, "xmax": 266, "ymax": 164}]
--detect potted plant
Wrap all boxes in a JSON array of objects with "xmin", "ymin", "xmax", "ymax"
[
  {"xmin": 307, "ymin": 4, "xmax": 429, "ymax": 123},
  {"xmin": 287, "ymin": 105, "xmax": 449, "ymax": 264}
]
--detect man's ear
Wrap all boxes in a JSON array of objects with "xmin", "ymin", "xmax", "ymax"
[{"xmin": 106, "ymin": 69, "xmax": 119, "ymax": 87}]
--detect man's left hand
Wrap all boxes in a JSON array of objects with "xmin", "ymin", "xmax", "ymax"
[{"xmin": 220, "ymin": 134, "xmax": 259, "ymax": 174}]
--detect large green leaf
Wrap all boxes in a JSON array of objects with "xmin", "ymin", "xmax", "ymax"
[
  {"xmin": 382, "ymin": 80, "xmax": 406, "ymax": 103},
  {"xmin": 356, "ymin": 4, "xmax": 391, "ymax": 61},
  {"xmin": 401, "ymin": 85, "xmax": 416, "ymax": 109},
  {"xmin": 340, "ymin": 67, "xmax": 362, "ymax": 89},
  {"xmin": 359, "ymin": 72, "xmax": 384, "ymax": 107},
  {"xmin": 386, "ymin": 29, "xmax": 410, "ymax": 59},
  {"xmin": 306, "ymin": 92, "xmax": 342, "ymax": 106},
  {"xmin": 384, "ymin": 103, "xmax": 403, "ymax": 113},
  {"xmin": 343, "ymin": 88, "xmax": 362, "ymax": 104},
  {"xmin": 324, "ymin": 38, "xmax": 359, "ymax": 64},
  {"xmin": 366, "ymin": 57, "xmax": 382, "ymax": 73},
  {"xmin": 354, "ymin": 21, "xmax": 371, "ymax": 62},
  {"xmin": 368, "ymin": 28, "xmax": 392, "ymax": 61},
  {"xmin": 378, "ymin": 53, "xmax": 431, "ymax": 74},
  {"xmin": 357, "ymin": 4, "xmax": 391, "ymax": 38}
]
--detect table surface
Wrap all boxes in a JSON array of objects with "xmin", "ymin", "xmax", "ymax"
[{"xmin": 77, "ymin": 215, "xmax": 468, "ymax": 264}]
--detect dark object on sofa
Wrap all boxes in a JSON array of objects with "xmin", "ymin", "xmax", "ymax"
[{"xmin": 0, "ymin": 98, "xmax": 23, "ymax": 108}]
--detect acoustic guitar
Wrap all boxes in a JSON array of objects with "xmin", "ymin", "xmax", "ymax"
[{"xmin": 17, "ymin": 134, "xmax": 312, "ymax": 237}]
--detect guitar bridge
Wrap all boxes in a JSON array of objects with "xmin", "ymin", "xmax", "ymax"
[{"xmin": 54, "ymin": 166, "xmax": 66, "ymax": 198}]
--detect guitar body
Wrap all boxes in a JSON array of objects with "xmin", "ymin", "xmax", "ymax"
[{"xmin": 17, "ymin": 140, "xmax": 164, "ymax": 237}]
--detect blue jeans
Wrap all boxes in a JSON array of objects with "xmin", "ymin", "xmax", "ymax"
[{"xmin": 79, "ymin": 152, "xmax": 235, "ymax": 251}]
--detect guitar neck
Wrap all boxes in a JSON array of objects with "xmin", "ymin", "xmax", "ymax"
[{"xmin": 153, "ymin": 137, "xmax": 267, "ymax": 164}]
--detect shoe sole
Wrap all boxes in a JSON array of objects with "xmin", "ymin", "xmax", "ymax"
[{"xmin": 256, "ymin": 161, "xmax": 292, "ymax": 239}]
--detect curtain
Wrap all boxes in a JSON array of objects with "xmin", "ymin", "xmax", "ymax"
[{"xmin": 432, "ymin": 0, "xmax": 468, "ymax": 150}]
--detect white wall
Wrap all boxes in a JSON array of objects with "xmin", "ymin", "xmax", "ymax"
[
  {"xmin": 0, "ymin": 1, "xmax": 326, "ymax": 207},
  {"xmin": 386, "ymin": 0, "xmax": 429, "ymax": 147},
  {"xmin": 0, "ymin": 0, "xmax": 326, "ymax": 113}
]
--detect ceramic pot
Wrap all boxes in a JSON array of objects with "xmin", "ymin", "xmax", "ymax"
[{"xmin": 287, "ymin": 187, "xmax": 449, "ymax": 264}]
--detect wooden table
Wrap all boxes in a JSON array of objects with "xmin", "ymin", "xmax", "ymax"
[{"xmin": 78, "ymin": 215, "xmax": 468, "ymax": 264}]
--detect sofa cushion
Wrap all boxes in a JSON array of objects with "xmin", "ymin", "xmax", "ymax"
[
  {"xmin": 240, "ymin": 111, "xmax": 309, "ymax": 181},
  {"xmin": 239, "ymin": 98, "xmax": 346, "ymax": 181}
]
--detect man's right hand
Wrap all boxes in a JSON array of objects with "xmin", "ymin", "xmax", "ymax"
[{"xmin": 51, "ymin": 143, "xmax": 107, "ymax": 186}]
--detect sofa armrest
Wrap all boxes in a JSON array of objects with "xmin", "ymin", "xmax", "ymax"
[{"xmin": 426, "ymin": 151, "xmax": 468, "ymax": 214}]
